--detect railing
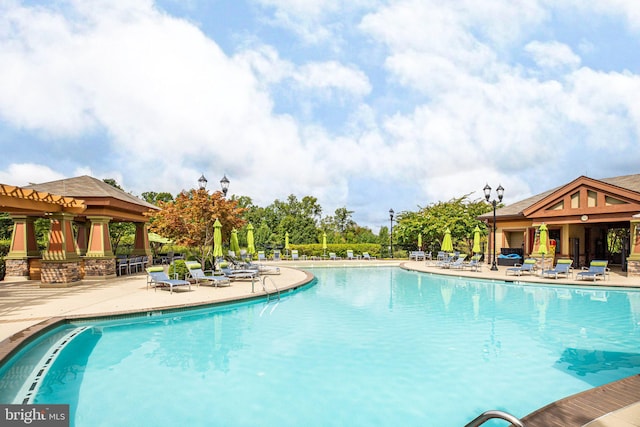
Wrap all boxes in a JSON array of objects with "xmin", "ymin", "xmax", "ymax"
[
  {"xmin": 262, "ymin": 276, "xmax": 280, "ymax": 302},
  {"xmin": 464, "ymin": 410, "xmax": 525, "ymax": 427}
]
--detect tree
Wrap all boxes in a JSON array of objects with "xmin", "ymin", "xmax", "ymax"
[
  {"xmin": 395, "ymin": 195, "xmax": 493, "ymax": 254},
  {"xmin": 141, "ymin": 191, "xmax": 174, "ymax": 205},
  {"xmin": 148, "ymin": 189, "xmax": 246, "ymax": 266}
]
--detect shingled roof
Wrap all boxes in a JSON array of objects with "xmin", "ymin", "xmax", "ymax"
[
  {"xmin": 26, "ymin": 175, "xmax": 158, "ymax": 211},
  {"xmin": 479, "ymin": 173, "xmax": 640, "ymax": 219}
]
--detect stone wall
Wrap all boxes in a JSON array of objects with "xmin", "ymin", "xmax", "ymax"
[
  {"xmin": 5, "ymin": 259, "xmax": 29, "ymax": 278},
  {"xmin": 41, "ymin": 261, "xmax": 81, "ymax": 284},
  {"xmin": 83, "ymin": 258, "xmax": 116, "ymax": 279},
  {"xmin": 627, "ymin": 260, "xmax": 640, "ymax": 277}
]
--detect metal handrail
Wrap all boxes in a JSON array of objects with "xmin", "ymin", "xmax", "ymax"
[
  {"xmin": 262, "ymin": 276, "xmax": 281, "ymax": 302},
  {"xmin": 464, "ymin": 410, "xmax": 524, "ymax": 427}
]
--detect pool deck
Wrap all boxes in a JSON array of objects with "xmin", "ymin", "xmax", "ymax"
[{"xmin": 1, "ymin": 259, "xmax": 640, "ymax": 426}]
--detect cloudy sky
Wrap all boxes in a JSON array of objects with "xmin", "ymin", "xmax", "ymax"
[{"xmin": 1, "ymin": 0, "xmax": 640, "ymax": 230}]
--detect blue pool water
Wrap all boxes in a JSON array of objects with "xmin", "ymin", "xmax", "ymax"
[{"xmin": 2, "ymin": 267, "xmax": 640, "ymax": 426}]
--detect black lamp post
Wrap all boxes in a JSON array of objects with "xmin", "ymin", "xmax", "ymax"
[
  {"xmin": 389, "ymin": 208, "xmax": 394, "ymax": 258},
  {"xmin": 483, "ymin": 183, "xmax": 504, "ymax": 271},
  {"xmin": 220, "ymin": 174, "xmax": 230, "ymax": 197}
]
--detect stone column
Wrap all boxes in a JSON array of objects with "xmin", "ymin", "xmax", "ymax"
[
  {"xmin": 4, "ymin": 215, "xmax": 40, "ymax": 281},
  {"xmin": 41, "ymin": 213, "xmax": 81, "ymax": 285},
  {"xmin": 627, "ymin": 221, "xmax": 640, "ymax": 277},
  {"xmin": 83, "ymin": 216, "xmax": 116, "ymax": 280}
]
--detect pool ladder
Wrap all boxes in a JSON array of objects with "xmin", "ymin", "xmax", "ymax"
[
  {"xmin": 260, "ymin": 276, "xmax": 281, "ymax": 316},
  {"xmin": 464, "ymin": 410, "xmax": 524, "ymax": 427}
]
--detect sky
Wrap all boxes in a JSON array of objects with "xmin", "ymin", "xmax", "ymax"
[{"xmin": 1, "ymin": 0, "xmax": 640, "ymax": 231}]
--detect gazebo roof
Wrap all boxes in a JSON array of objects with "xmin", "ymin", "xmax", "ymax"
[{"xmin": 25, "ymin": 175, "xmax": 159, "ymax": 222}]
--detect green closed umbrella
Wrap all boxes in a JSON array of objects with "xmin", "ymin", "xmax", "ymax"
[
  {"xmin": 322, "ymin": 232, "xmax": 327, "ymax": 256},
  {"xmin": 472, "ymin": 226, "xmax": 481, "ymax": 254},
  {"xmin": 246, "ymin": 223, "xmax": 256, "ymax": 256},
  {"xmin": 538, "ymin": 223, "xmax": 548, "ymax": 271},
  {"xmin": 441, "ymin": 228, "xmax": 453, "ymax": 252},
  {"xmin": 230, "ymin": 229, "xmax": 240, "ymax": 255},
  {"xmin": 417, "ymin": 233, "xmax": 422, "ymax": 250},
  {"xmin": 213, "ymin": 219, "xmax": 223, "ymax": 259}
]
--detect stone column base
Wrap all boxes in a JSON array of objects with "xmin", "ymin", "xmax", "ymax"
[
  {"xmin": 41, "ymin": 261, "xmax": 81, "ymax": 286},
  {"xmin": 627, "ymin": 260, "xmax": 640, "ymax": 277},
  {"xmin": 4, "ymin": 259, "xmax": 31, "ymax": 281},
  {"xmin": 83, "ymin": 258, "xmax": 117, "ymax": 280}
]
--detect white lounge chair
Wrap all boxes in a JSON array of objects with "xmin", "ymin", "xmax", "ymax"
[
  {"xmin": 186, "ymin": 262, "xmax": 230, "ymax": 287},
  {"xmin": 146, "ymin": 267, "xmax": 191, "ymax": 293}
]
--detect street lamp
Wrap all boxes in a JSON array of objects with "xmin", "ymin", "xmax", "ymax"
[
  {"xmin": 483, "ymin": 183, "xmax": 504, "ymax": 271},
  {"xmin": 197, "ymin": 174, "xmax": 230, "ymax": 195},
  {"xmin": 389, "ymin": 208, "xmax": 395, "ymax": 258},
  {"xmin": 220, "ymin": 174, "xmax": 230, "ymax": 197},
  {"xmin": 198, "ymin": 174, "xmax": 208, "ymax": 190}
]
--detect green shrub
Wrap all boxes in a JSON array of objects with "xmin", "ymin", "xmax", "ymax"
[{"xmin": 168, "ymin": 260, "xmax": 189, "ymax": 280}]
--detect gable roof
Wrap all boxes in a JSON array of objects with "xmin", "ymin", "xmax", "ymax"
[
  {"xmin": 479, "ymin": 173, "xmax": 640, "ymax": 219},
  {"xmin": 25, "ymin": 176, "xmax": 159, "ymax": 221}
]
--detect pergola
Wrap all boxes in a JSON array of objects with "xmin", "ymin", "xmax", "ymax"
[{"xmin": 1, "ymin": 176, "xmax": 159, "ymax": 285}]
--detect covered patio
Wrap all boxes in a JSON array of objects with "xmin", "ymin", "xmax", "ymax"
[
  {"xmin": 480, "ymin": 174, "xmax": 640, "ymax": 277},
  {"xmin": 0, "ymin": 176, "xmax": 158, "ymax": 285}
]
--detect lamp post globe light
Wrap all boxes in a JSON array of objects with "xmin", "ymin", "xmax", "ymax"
[
  {"xmin": 389, "ymin": 208, "xmax": 395, "ymax": 258},
  {"xmin": 483, "ymin": 183, "xmax": 504, "ymax": 271},
  {"xmin": 197, "ymin": 174, "xmax": 230, "ymax": 195}
]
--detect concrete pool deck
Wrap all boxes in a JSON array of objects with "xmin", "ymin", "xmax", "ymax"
[{"xmin": 0, "ymin": 259, "xmax": 639, "ymax": 426}]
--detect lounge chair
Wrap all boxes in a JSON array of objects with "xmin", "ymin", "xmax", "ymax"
[
  {"xmin": 461, "ymin": 255, "xmax": 482, "ymax": 272},
  {"xmin": 185, "ymin": 262, "xmax": 230, "ymax": 287},
  {"xmin": 444, "ymin": 254, "xmax": 467, "ymax": 269},
  {"xmin": 576, "ymin": 260, "xmax": 609, "ymax": 281},
  {"xmin": 329, "ymin": 252, "xmax": 341, "ymax": 260},
  {"xmin": 273, "ymin": 250, "xmax": 281, "ymax": 261},
  {"xmin": 346, "ymin": 250, "xmax": 355, "ymax": 260},
  {"xmin": 258, "ymin": 251, "xmax": 267, "ymax": 262},
  {"xmin": 291, "ymin": 250, "xmax": 299, "ymax": 261},
  {"xmin": 362, "ymin": 252, "xmax": 376, "ymax": 260},
  {"xmin": 410, "ymin": 251, "xmax": 426, "ymax": 261},
  {"xmin": 541, "ymin": 259, "xmax": 573, "ymax": 279},
  {"xmin": 505, "ymin": 258, "xmax": 537, "ymax": 276},
  {"xmin": 221, "ymin": 266, "xmax": 259, "ymax": 281},
  {"xmin": 146, "ymin": 266, "xmax": 191, "ymax": 293}
]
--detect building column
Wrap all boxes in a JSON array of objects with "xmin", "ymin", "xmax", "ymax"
[
  {"xmin": 627, "ymin": 221, "xmax": 640, "ymax": 277},
  {"xmin": 41, "ymin": 213, "xmax": 81, "ymax": 285},
  {"xmin": 76, "ymin": 221, "xmax": 89, "ymax": 256},
  {"xmin": 4, "ymin": 215, "xmax": 40, "ymax": 281},
  {"xmin": 83, "ymin": 216, "xmax": 116, "ymax": 280},
  {"xmin": 130, "ymin": 222, "xmax": 152, "ymax": 258}
]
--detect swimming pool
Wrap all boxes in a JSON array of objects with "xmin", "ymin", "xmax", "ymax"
[{"xmin": 1, "ymin": 267, "xmax": 640, "ymax": 426}]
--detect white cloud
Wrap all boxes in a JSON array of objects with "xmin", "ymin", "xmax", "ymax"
[
  {"xmin": 525, "ymin": 41, "xmax": 581, "ymax": 69},
  {"xmin": 0, "ymin": 163, "xmax": 65, "ymax": 187}
]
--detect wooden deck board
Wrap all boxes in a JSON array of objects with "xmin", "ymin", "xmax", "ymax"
[{"xmin": 519, "ymin": 375, "xmax": 640, "ymax": 427}]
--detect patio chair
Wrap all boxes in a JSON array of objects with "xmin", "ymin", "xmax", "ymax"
[
  {"xmin": 346, "ymin": 250, "xmax": 355, "ymax": 260},
  {"xmin": 291, "ymin": 250, "xmax": 299, "ymax": 261},
  {"xmin": 116, "ymin": 256, "xmax": 129, "ymax": 276},
  {"xmin": 445, "ymin": 254, "xmax": 467, "ymax": 269},
  {"xmin": 146, "ymin": 267, "xmax": 191, "ymax": 293},
  {"xmin": 576, "ymin": 260, "xmax": 609, "ymax": 281},
  {"xmin": 273, "ymin": 250, "xmax": 281, "ymax": 261},
  {"xmin": 362, "ymin": 252, "xmax": 376, "ymax": 260},
  {"xmin": 329, "ymin": 252, "xmax": 341, "ymax": 260},
  {"xmin": 221, "ymin": 266, "xmax": 259, "ymax": 281},
  {"xmin": 541, "ymin": 259, "xmax": 573, "ymax": 279},
  {"xmin": 505, "ymin": 258, "xmax": 537, "ymax": 276},
  {"xmin": 461, "ymin": 255, "xmax": 482, "ymax": 272},
  {"xmin": 129, "ymin": 256, "xmax": 144, "ymax": 273},
  {"xmin": 258, "ymin": 251, "xmax": 267, "ymax": 262},
  {"xmin": 185, "ymin": 262, "xmax": 230, "ymax": 287}
]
